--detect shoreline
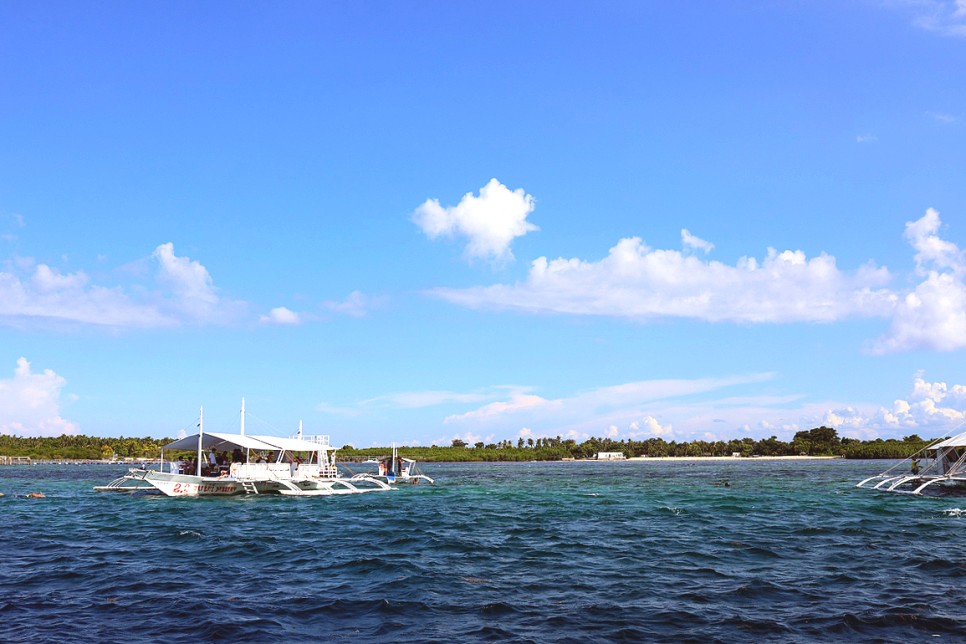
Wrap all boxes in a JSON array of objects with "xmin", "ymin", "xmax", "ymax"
[{"xmin": 622, "ymin": 455, "xmax": 842, "ymax": 462}]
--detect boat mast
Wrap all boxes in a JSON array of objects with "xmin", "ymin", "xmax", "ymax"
[
  {"xmin": 240, "ymin": 397, "xmax": 246, "ymax": 435},
  {"xmin": 197, "ymin": 405, "xmax": 204, "ymax": 477}
]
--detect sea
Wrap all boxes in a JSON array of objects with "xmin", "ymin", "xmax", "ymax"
[{"xmin": 1, "ymin": 459, "xmax": 964, "ymax": 643}]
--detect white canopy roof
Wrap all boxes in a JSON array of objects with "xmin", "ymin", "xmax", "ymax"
[
  {"xmin": 162, "ymin": 432, "xmax": 279, "ymax": 452},
  {"xmin": 929, "ymin": 431, "xmax": 966, "ymax": 450}
]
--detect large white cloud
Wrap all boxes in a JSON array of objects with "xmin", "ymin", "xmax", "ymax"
[
  {"xmin": 0, "ymin": 357, "xmax": 77, "ymax": 437},
  {"xmin": 430, "ymin": 209, "xmax": 966, "ymax": 353},
  {"xmin": 430, "ymin": 233, "xmax": 895, "ymax": 323},
  {"xmin": 412, "ymin": 178, "xmax": 538, "ymax": 263},
  {"xmin": 0, "ymin": 243, "xmax": 243, "ymax": 329},
  {"xmin": 870, "ymin": 209, "xmax": 966, "ymax": 353}
]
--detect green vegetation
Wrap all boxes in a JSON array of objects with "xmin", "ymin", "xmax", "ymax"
[
  {"xmin": 342, "ymin": 427, "xmax": 935, "ymax": 461},
  {"xmin": 0, "ymin": 434, "xmax": 172, "ymax": 461},
  {"xmin": 0, "ymin": 426, "xmax": 935, "ymax": 461}
]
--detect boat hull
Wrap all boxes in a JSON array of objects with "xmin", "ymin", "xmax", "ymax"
[{"xmin": 113, "ymin": 469, "xmax": 393, "ymax": 497}]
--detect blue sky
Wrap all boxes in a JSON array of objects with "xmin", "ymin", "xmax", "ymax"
[{"xmin": 2, "ymin": 1, "xmax": 966, "ymax": 446}]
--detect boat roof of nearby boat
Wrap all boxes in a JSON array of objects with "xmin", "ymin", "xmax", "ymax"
[
  {"xmin": 161, "ymin": 432, "xmax": 334, "ymax": 454},
  {"xmin": 927, "ymin": 431, "xmax": 966, "ymax": 450}
]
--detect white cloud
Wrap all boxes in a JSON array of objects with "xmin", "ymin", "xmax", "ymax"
[
  {"xmin": 0, "ymin": 243, "xmax": 244, "ymax": 329},
  {"xmin": 0, "ymin": 262, "xmax": 171, "ymax": 328},
  {"xmin": 428, "ymin": 207, "xmax": 966, "ymax": 354},
  {"xmin": 436, "ymin": 374, "xmax": 775, "ymax": 439},
  {"xmin": 0, "ymin": 357, "xmax": 77, "ymax": 437},
  {"xmin": 906, "ymin": 0, "xmax": 966, "ymax": 36},
  {"xmin": 153, "ymin": 242, "xmax": 241, "ymax": 324},
  {"xmin": 856, "ymin": 134, "xmax": 878, "ymax": 143},
  {"xmin": 412, "ymin": 178, "xmax": 538, "ymax": 263},
  {"xmin": 444, "ymin": 392, "xmax": 552, "ymax": 423},
  {"xmin": 430, "ymin": 235, "xmax": 895, "ymax": 323},
  {"xmin": 260, "ymin": 306, "xmax": 302, "ymax": 325},
  {"xmin": 821, "ymin": 374, "xmax": 966, "ymax": 439},
  {"xmin": 628, "ymin": 415, "xmax": 674, "ymax": 438},
  {"xmin": 322, "ymin": 290, "xmax": 373, "ymax": 318},
  {"xmin": 389, "ymin": 371, "xmax": 966, "ymax": 443},
  {"xmin": 927, "ymin": 111, "xmax": 958, "ymax": 124},
  {"xmin": 363, "ymin": 389, "xmax": 491, "ymax": 409},
  {"xmin": 681, "ymin": 229, "xmax": 714, "ymax": 254},
  {"xmin": 870, "ymin": 209, "xmax": 966, "ymax": 353}
]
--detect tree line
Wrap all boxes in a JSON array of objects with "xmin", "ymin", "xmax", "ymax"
[
  {"xmin": 0, "ymin": 426, "xmax": 936, "ymax": 461},
  {"xmin": 347, "ymin": 427, "xmax": 934, "ymax": 461}
]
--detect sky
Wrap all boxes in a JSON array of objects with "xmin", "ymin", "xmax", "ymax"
[{"xmin": 2, "ymin": 1, "xmax": 966, "ymax": 447}]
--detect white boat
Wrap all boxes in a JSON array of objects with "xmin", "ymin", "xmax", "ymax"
[
  {"xmin": 95, "ymin": 402, "xmax": 391, "ymax": 497},
  {"xmin": 856, "ymin": 429, "xmax": 966, "ymax": 495},
  {"xmin": 350, "ymin": 444, "xmax": 434, "ymax": 486}
]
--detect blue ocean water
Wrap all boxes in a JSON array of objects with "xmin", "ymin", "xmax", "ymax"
[{"xmin": 1, "ymin": 459, "xmax": 964, "ymax": 643}]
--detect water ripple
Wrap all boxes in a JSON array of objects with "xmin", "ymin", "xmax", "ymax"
[{"xmin": 1, "ymin": 460, "xmax": 965, "ymax": 641}]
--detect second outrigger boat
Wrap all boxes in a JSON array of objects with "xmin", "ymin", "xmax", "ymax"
[
  {"xmin": 350, "ymin": 443, "xmax": 434, "ymax": 486},
  {"xmin": 857, "ymin": 428, "xmax": 966, "ymax": 496},
  {"xmin": 95, "ymin": 402, "xmax": 391, "ymax": 497}
]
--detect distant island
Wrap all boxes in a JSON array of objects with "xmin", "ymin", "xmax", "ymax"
[{"xmin": 0, "ymin": 426, "xmax": 934, "ymax": 462}]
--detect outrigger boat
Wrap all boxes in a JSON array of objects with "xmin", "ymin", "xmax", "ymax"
[
  {"xmin": 95, "ymin": 402, "xmax": 391, "ymax": 497},
  {"xmin": 857, "ymin": 429, "xmax": 966, "ymax": 496},
  {"xmin": 350, "ymin": 443, "xmax": 434, "ymax": 486}
]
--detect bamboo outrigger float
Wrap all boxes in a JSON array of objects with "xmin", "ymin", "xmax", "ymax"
[
  {"xmin": 95, "ymin": 401, "xmax": 391, "ymax": 497},
  {"xmin": 857, "ymin": 427, "xmax": 966, "ymax": 496}
]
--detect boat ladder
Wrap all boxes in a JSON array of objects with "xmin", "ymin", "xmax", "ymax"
[{"xmin": 240, "ymin": 480, "xmax": 259, "ymax": 495}]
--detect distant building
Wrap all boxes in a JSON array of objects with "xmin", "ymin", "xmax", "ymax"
[
  {"xmin": 596, "ymin": 451, "xmax": 625, "ymax": 461},
  {"xmin": 0, "ymin": 456, "xmax": 32, "ymax": 465}
]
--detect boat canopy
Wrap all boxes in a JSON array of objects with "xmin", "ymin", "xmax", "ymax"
[
  {"xmin": 928, "ymin": 431, "xmax": 966, "ymax": 450},
  {"xmin": 162, "ymin": 432, "xmax": 280, "ymax": 452}
]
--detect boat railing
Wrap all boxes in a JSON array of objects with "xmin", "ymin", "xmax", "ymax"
[{"xmin": 295, "ymin": 434, "xmax": 330, "ymax": 446}]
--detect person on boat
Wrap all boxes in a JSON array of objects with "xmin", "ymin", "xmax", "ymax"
[
  {"xmin": 231, "ymin": 448, "xmax": 244, "ymax": 463},
  {"xmin": 170, "ymin": 457, "xmax": 181, "ymax": 474},
  {"xmin": 911, "ymin": 458, "xmax": 921, "ymax": 475}
]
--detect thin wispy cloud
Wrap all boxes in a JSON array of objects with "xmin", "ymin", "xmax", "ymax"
[
  {"xmin": 438, "ymin": 374, "xmax": 776, "ymax": 438},
  {"xmin": 927, "ymin": 111, "xmax": 958, "ymax": 124},
  {"xmin": 681, "ymin": 229, "xmax": 714, "ymax": 254},
  {"xmin": 900, "ymin": 0, "xmax": 966, "ymax": 37},
  {"xmin": 426, "ymin": 372, "xmax": 966, "ymax": 443},
  {"xmin": 321, "ymin": 290, "xmax": 375, "ymax": 318}
]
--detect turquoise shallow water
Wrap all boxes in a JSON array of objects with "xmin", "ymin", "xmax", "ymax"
[{"xmin": 1, "ymin": 459, "xmax": 964, "ymax": 642}]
